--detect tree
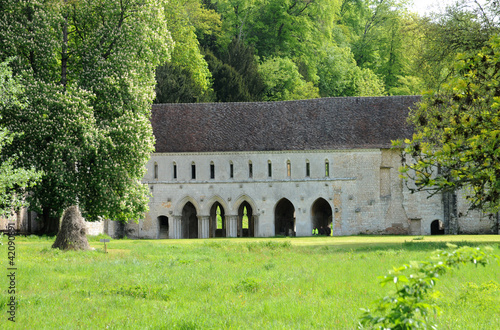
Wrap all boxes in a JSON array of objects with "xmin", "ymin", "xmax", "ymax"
[
  {"xmin": 218, "ymin": 39, "xmax": 265, "ymax": 101},
  {"xmin": 0, "ymin": 60, "xmax": 42, "ymax": 217},
  {"xmin": 317, "ymin": 45, "xmax": 385, "ymax": 97},
  {"xmin": 155, "ymin": 62, "xmax": 214, "ymax": 103},
  {"xmin": 399, "ymin": 34, "xmax": 500, "ymax": 213},
  {"xmin": 205, "ymin": 50, "xmax": 252, "ymax": 102},
  {"xmin": 259, "ymin": 56, "xmax": 320, "ymax": 101},
  {"xmin": 157, "ymin": 0, "xmax": 214, "ymax": 102},
  {"xmin": 0, "ymin": 0, "xmax": 172, "ymax": 233},
  {"xmin": 413, "ymin": 0, "xmax": 500, "ymax": 91}
]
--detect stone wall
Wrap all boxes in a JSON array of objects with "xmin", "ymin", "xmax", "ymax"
[{"xmin": 126, "ymin": 148, "xmax": 493, "ymax": 239}]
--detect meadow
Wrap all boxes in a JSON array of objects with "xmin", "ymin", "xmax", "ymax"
[{"xmin": 1, "ymin": 234, "xmax": 500, "ymax": 329}]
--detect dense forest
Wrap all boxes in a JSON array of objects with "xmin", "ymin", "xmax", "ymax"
[{"xmin": 155, "ymin": 0, "xmax": 500, "ymax": 103}]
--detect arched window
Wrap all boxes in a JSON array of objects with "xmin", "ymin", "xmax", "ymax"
[
  {"xmin": 229, "ymin": 161, "xmax": 234, "ymax": 179},
  {"xmin": 173, "ymin": 162, "xmax": 177, "ymax": 180},
  {"xmin": 268, "ymin": 160, "xmax": 272, "ymax": 178},
  {"xmin": 210, "ymin": 161, "xmax": 215, "ymax": 179},
  {"xmin": 325, "ymin": 160, "xmax": 330, "ymax": 177},
  {"xmin": 154, "ymin": 162, "xmax": 158, "ymax": 179},
  {"xmin": 191, "ymin": 162, "xmax": 196, "ymax": 180},
  {"xmin": 287, "ymin": 160, "xmax": 291, "ymax": 177},
  {"xmin": 306, "ymin": 160, "xmax": 310, "ymax": 177},
  {"xmin": 248, "ymin": 161, "xmax": 253, "ymax": 178}
]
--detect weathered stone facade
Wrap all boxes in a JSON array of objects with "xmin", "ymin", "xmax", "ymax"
[{"xmin": 122, "ymin": 96, "xmax": 498, "ymax": 239}]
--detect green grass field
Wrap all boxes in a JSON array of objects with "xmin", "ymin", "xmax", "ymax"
[{"xmin": 1, "ymin": 235, "xmax": 500, "ymax": 329}]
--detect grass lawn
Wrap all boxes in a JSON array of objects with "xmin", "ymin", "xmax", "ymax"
[{"xmin": 1, "ymin": 234, "xmax": 499, "ymax": 329}]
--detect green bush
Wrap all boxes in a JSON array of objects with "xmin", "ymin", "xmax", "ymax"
[{"xmin": 359, "ymin": 244, "xmax": 500, "ymax": 329}]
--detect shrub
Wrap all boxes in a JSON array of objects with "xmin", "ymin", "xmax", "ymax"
[{"xmin": 359, "ymin": 244, "xmax": 499, "ymax": 329}]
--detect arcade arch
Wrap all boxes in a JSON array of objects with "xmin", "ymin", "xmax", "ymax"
[
  {"xmin": 311, "ymin": 198, "xmax": 332, "ymax": 235},
  {"xmin": 181, "ymin": 202, "xmax": 198, "ymax": 238},
  {"xmin": 238, "ymin": 201, "xmax": 254, "ymax": 237},
  {"xmin": 210, "ymin": 202, "xmax": 226, "ymax": 238},
  {"xmin": 275, "ymin": 198, "xmax": 295, "ymax": 236}
]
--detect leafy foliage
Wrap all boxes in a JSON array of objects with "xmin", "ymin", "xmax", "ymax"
[
  {"xmin": 398, "ymin": 34, "xmax": 500, "ymax": 213},
  {"xmin": 359, "ymin": 244, "xmax": 500, "ymax": 329},
  {"xmin": 205, "ymin": 50, "xmax": 253, "ymax": 102},
  {"xmin": 317, "ymin": 45, "xmax": 385, "ymax": 97},
  {"xmin": 0, "ymin": 60, "xmax": 42, "ymax": 217},
  {"xmin": 259, "ymin": 56, "xmax": 320, "ymax": 101},
  {"xmin": 0, "ymin": 0, "xmax": 172, "ymax": 230},
  {"xmin": 155, "ymin": 62, "xmax": 213, "ymax": 103}
]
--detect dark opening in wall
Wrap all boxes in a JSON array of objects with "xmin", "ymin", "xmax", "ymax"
[
  {"xmin": 181, "ymin": 202, "xmax": 198, "ymax": 238},
  {"xmin": 275, "ymin": 198, "xmax": 295, "ymax": 236},
  {"xmin": 158, "ymin": 216, "xmax": 169, "ymax": 239},
  {"xmin": 430, "ymin": 220, "xmax": 445, "ymax": 235}
]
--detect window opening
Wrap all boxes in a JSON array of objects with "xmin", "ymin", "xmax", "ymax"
[{"xmin": 210, "ymin": 162, "xmax": 215, "ymax": 179}]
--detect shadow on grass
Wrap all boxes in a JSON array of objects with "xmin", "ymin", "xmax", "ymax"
[{"xmin": 298, "ymin": 240, "xmax": 500, "ymax": 253}]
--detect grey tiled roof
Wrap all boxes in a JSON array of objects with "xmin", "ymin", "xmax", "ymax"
[{"xmin": 152, "ymin": 96, "xmax": 420, "ymax": 153}]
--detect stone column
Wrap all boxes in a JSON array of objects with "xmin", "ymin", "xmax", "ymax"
[
  {"xmin": 226, "ymin": 215, "xmax": 238, "ymax": 238},
  {"xmin": 198, "ymin": 216, "xmax": 210, "ymax": 239},
  {"xmin": 170, "ymin": 216, "xmax": 182, "ymax": 239},
  {"xmin": 252, "ymin": 215, "xmax": 258, "ymax": 237}
]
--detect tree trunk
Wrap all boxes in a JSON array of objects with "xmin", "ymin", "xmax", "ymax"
[
  {"xmin": 41, "ymin": 207, "xmax": 60, "ymax": 235},
  {"xmin": 52, "ymin": 205, "xmax": 90, "ymax": 251}
]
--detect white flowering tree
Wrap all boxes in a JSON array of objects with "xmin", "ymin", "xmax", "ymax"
[
  {"xmin": 0, "ymin": 60, "xmax": 42, "ymax": 218},
  {"xmin": 0, "ymin": 0, "xmax": 172, "ymax": 233}
]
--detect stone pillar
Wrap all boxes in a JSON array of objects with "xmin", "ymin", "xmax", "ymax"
[
  {"xmin": 170, "ymin": 216, "xmax": 182, "ymax": 239},
  {"xmin": 198, "ymin": 216, "xmax": 210, "ymax": 239},
  {"xmin": 226, "ymin": 215, "xmax": 238, "ymax": 238},
  {"xmin": 252, "ymin": 215, "xmax": 258, "ymax": 237}
]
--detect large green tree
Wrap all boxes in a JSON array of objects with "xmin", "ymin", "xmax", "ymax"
[
  {"xmin": 0, "ymin": 60, "xmax": 42, "ymax": 217},
  {"xmin": 317, "ymin": 45, "xmax": 384, "ymax": 97},
  {"xmin": 399, "ymin": 34, "xmax": 500, "ymax": 213},
  {"xmin": 0, "ymin": 0, "xmax": 172, "ymax": 232},
  {"xmin": 259, "ymin": 56, "xmax": 319, "ymax": 101},
  {"xmin": 413, "ymin": 0, "xmax": 500, "ymax": 91}
]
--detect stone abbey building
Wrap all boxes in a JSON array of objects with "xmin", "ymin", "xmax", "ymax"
[{"xmin": 119, "ymin": 96, "xmax": 497, "ymax": 239}]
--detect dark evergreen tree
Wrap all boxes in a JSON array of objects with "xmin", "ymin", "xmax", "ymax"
[
  {"xmin": 219, "ymin": 39, "xmax": 265, "ymax": 101},
  {"xmin": 155, "ymin": 62, "xmax": 213, "ymax": 103},
  {"xmin": 204, "ymin": 50, "xmax": 252, "ymax": 102}
]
